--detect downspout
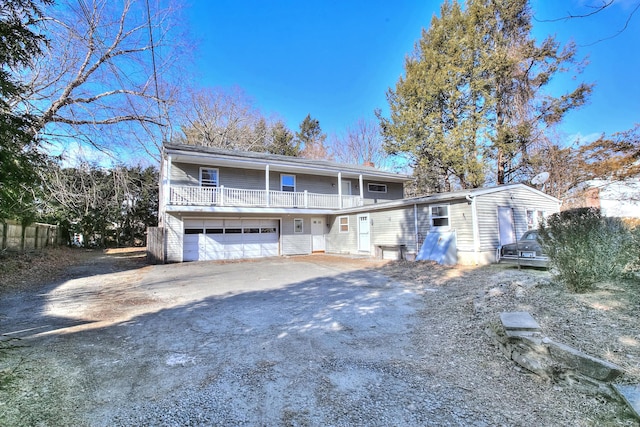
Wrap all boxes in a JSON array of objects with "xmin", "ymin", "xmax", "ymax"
[
  {"xmin": 164, "ymin": 152, "xmax": 172, "ymax": 263},
  {"xmin": 466, "ymin": 194, "xmax": 479, "ymax": 265},
  {"xmin": 414, "ymin": 204, "xmax": 419, "ymax": 253}
]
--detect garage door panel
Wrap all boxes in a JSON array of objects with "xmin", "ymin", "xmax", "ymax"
[{"xmin": 184, "ymin": 219, "xmax": 279, "ymax": 261}]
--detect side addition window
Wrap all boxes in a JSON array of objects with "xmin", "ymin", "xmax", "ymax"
[
  {"xmin": 430, "ymin": 205, "xmax": 450, "ymax": 229},
  {"xmin": 294, "ymin": 218, "xmax": 303, "ymax": 233},
  {"xmin": 339, "ymin": 216, "xmax": 349, "ymax": 233},
  {"xmin": 526, "ymin": 209, "xmax": 546, "ymax": 230},
  {"xmin": 281, "ymin": 174, "xmax": 296, "ymax": 192},
  {"xmin": 200, "ymin": 167, "xmax": 218, "ymax": 187}
]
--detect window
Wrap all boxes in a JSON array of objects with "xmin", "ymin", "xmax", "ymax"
[
  {"xmin": 200, "ymin": 167, "xmax": 218, "ymax": 187},
  {"xmin": 368, "ymin": 183, "xmax": 387, "ymax": 193},
  {"xmin": 294, "ymin": 218, "xmax": 303, "ymax": 233},
  {"xmin": 339, "ymin": 216, "xmax": 349, "ymax": 233},
  {"xmin": 430, "ymin": 205, "xmax": 450, "ymax": 228},
  {"xmin": 281, "ymin": 174, "xmax": 296, "ymax": 192},
  {"xmin": 526, "ymin": 209, "xmax": 546, "ymax": 230}
]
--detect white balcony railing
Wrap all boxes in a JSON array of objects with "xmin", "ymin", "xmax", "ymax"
[{"xmin": 169, "ymin": 186, "xmax": 363, "ymax": 210}]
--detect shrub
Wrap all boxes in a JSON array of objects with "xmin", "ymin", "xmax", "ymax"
[{"xmin": 538, "ymin": 208, "xmax": 638, "ymax": 292}]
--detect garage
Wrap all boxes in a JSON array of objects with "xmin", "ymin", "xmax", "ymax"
[{"xmin": 183, "ymin": 219, "xmax": 279, "ymax": 261}]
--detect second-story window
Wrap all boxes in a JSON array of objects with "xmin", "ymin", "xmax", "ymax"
[
  {"xmin": 368, "ymin": 183, "xmax": 387, "ymax": 193},
  {"xmin": 200, "ymin": 167, "xmax": 218, "ymax": 187},
  {"xmin": 281, "ymin": 174, "xmax": 296, "ymax": 192}
]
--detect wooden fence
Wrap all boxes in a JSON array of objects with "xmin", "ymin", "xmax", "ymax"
[
  {"xmin": 1, "ymin": 220, "xmax": 60, "ymax": 252},
  {"xmin": 146, "ymin": 226, "xmax": 165, "ymax": 264}
]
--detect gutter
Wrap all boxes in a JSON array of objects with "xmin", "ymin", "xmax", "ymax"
[{"xmin": 466, "ymin": 194, "xmax": 480, "ymax": 265}]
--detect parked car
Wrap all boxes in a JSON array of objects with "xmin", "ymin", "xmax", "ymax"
[{"xmin": 499, "ymin": 230, "xmax": 549, "ymax": 268}]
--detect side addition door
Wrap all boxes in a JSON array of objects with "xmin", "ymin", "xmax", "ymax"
[
  {"xmin": 357, "ymin": 214, "xmax": 370, "ymax": 252},
  {"xmin": 498, "ymin": 206, "xmax": 516, "ymax": 246}
]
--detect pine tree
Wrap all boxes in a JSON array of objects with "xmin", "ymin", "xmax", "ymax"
[
  {"xmin": 296, "ymin": 114, "xmax": 331, "ymax": 160},
  {"xmin": 268, "ymin": 121, "xmax": 300, "ymax": 156},
  {"xmin": 0, "ymin": 0, "xmax": 51, "ymax": 221},
  {"xmin": 379, "ymin": 0, "xmax": 591, "ymax": 190}
]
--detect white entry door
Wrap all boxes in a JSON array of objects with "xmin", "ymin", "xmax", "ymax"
[
  {"xmin": 311, "ymin": 217, "xmax": 325, "ymax": 252},
  {"xmin": 498, "ymin": 206, "xmax": 516, "ymax": 245},
  {"xmin": 357, "ymin": 214, "xmax": 370, "ymax": 252}
]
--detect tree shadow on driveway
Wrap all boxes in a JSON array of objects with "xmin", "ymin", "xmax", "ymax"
[{"xmin": 0, "ymin": 256, "xmax": 468, "ymax": 426}]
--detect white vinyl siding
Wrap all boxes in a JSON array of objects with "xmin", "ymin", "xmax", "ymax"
[
  {"xmin": 281, "ymin": 215, "xmax": 311, "ymax": 255},
  {"xmin": 475, "ymin": 187, "xmax": 560, "ymax": 252}
]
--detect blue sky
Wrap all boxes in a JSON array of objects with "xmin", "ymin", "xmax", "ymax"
[{"xmin": 185, "ymin": 0, "xmax": 639, "ymax": 147}]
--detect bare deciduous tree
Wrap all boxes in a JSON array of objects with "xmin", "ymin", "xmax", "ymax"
[
  {"xmin": 175, "ymin": 86, "xmax": 270, "ymax": 152},
  {"xmin": 17, "ymin": 0, "xmax": 188, "ymax": 160},
  {"xmin": 332, "ymin": 118, "xmax": 388, "ymax": 167}
]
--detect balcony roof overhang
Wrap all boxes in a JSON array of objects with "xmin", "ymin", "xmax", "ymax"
[{"xmin": 163, "ymin": 143, "xmax": 410, "ymax": 182}]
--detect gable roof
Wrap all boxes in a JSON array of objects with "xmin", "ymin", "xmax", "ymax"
[
  {"xmin": 163, "ymin": 143, "xmax": 411, "ymax": 182},
  {"xmin": 338, "ymin": 183, "xmax": 561, "ymax": 214}
]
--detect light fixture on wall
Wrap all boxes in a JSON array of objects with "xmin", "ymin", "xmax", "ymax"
[{"xmin": 331, "ymin": 183, "xmax": 335, "ymax": 188}]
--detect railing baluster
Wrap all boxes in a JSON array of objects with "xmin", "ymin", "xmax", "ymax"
[{"xmin": 169, "ymin": 186, "xmax": 363, "ymax": 209}]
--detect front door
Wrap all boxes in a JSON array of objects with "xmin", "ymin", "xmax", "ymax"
[
  {"xmin": 311, "ymin": 217, "xmax": 325, "ymax": 252},
  {"xmin": 341, "ymin": 180, "xmax": 352, "ymax": 195},
  {"xmin": 358, "ymin": 214, "xmax": 370, "ymax": 252},
  {"xmin": 498, "ymin": 206, "xmax": 516, "ymax": 245}
]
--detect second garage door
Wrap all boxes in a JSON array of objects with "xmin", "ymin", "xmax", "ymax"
[{"xmin": 183, "ymin": 219, "xmax": 279, "ymax": 261}]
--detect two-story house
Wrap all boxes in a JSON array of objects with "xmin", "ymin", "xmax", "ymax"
[
  {"xmin": 158, "ymin": 143, "xmax": 410, "ymax": 262},
  {"xmin": 153, "ymin": 143, "xmax": 561, "ymax": 265}
]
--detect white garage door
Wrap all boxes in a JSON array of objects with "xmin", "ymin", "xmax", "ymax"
[{"xmin": 183, "ymin": 219, "xmax": 279, "ymax": 261}]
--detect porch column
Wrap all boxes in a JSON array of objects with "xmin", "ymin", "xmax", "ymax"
[
  {"xmin": 359, "ymin": 174, "xmax": 364, "ymax": 200},
  {"xmin": 338, "ymin": 172, "xmax": 342, "ymax": 209},
  {"xmin": 265, "ymin": 164, "xmax": 270, "ymax": 207},
  {"xmin": 164, "ymin": 154, "xmax": 172, "ymax": 208}
]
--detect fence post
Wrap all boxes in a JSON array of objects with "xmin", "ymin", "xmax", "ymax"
[{"xmin": 1, "ymin": 221, "xmax": 6, "ymax": 251}]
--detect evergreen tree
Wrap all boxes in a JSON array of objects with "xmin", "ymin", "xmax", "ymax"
[
  {"xmin": 268, "ymin": 121, "xmax": 300, "ymax": 156},
  {"xmin": 0, "ymin": 0, "xmax": 51, "ymax": 221},
  {"xmin": 379, "ymin": 1, "xmax": 487, "ymax": 190},
  {"xmin": 380, "ymin": 0, "xmax": 591, "ymax": 190},
  {"xmin": 296, "ymin": 114, "xmax": 331, "ymax": 160}
]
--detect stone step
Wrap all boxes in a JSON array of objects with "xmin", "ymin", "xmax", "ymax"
[{"xmin": 500, "ymin": 311, "xmax": 541, "ymax": 331}]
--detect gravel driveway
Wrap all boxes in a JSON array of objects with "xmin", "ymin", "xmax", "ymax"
[
  {"xmin": 1, "ymin": 251, "xmax": 632, "ymax": 426},
  {"xmin": 2, "ymin": 253, "xmax": 445, "ymax": 426}
]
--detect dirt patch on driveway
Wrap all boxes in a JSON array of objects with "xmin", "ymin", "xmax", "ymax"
[{"xmin": 1, "ymin": 251, "xmax": 638, "ymax": 425}]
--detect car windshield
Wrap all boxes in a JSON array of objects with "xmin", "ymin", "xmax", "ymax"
[{"xmin": 521, "ymin": 231, "xmax": 538, "ymax": 241}]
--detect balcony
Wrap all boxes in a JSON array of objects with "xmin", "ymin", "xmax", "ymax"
[{"xmin": 169, "ymin": 186, "xmax": 363, "ymax": 210}]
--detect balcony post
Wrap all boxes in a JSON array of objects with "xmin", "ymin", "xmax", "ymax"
[
  {"xmin": 265, "ymin": 164, "xmax": 270, "ymax": 207},
  {"xmin": 304, "ymin": 190, "xmax": 308, "ymax": 208},
  {"xmin": 338, "ymin": 172, "xmax": 342, "ymax": 209},
  {"xmin": 220, "ymin": 185, "xmax": 225, "ymax": 206}
]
